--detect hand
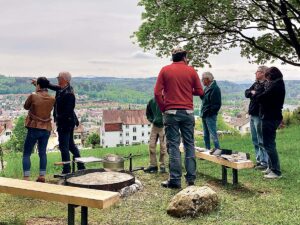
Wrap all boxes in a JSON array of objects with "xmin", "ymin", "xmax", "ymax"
[
  {"xmin": 251, "ymin": 90, "xmax": 256, "ymax": 95},
  {"xmin": 31, "ymin": 79, "xmax": 37, "ymax": 86}
]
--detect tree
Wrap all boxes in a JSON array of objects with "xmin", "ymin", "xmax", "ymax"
[
  {"xmin": 5, "ymin": 116, "xmax": 27, "ymax": 152},
  {"xmin": 134, "ymin": 0, "xmax": 300, "ymax": 67},
  {"xmin": 86, "ymin": 133, "xmax": 100, "ymax": 148}
]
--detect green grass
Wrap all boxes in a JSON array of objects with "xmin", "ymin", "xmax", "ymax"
[{"xmin": 1, "ymin": 126, "xmax": 300, "ymax": 225}]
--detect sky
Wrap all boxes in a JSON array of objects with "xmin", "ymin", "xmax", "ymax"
[{"xmin": 0, "ymin": 0, "xmax": 300, "ymax": 81}]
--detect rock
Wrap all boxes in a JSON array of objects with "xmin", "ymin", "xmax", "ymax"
[{"xmin": 167, "ymin": 186, "xmax": 219, "ymax": 217}]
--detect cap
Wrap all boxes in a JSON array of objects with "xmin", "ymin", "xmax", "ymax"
[{"xmin": 57, "ymin": 71, "xmax": 72, "ymax": 82}]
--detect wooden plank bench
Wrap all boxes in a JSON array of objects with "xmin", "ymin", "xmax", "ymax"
[
  {"xmin": 0, "ymin": 177, "xmax": 120, "ymax": 225},
  {"xmin": 195, "ymin": 151, "xmax": 254, "ymax": 185}
]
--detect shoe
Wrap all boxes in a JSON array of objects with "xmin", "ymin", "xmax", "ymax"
[
  {"xmin": 36, "ymin": 177, "xmax": 45, "ymax": 183},
  {"xmin": 262, "ymin": 168, "xmax": 271, "ymax": 174},
  {"xmin": 255, "ymin": 165, "xmax": 268, "ymax": 170},
  {"xmin": 186, "ymin": 181, "xmax": 195, "ymax": 186},
  {"xmin": 210, "ymin": 148, "xmax": 222, "ymax": 156},
  {"xmin": 264, "ymin": 171, "xmax": 282, "ymax": 179},
  {"xmin": 144, "ymin": 166, "xmax": 158, "ymax": 173},
  {"xmin": 161, "ymin": 180, "xmax": 181, "ymax": 189},
  {"xmin": 159, "ymin": 166, "xmax": 167, "ymax": 173}
]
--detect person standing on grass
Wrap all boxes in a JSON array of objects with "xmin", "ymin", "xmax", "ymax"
[
  {"xmin": 154, "ymin": 46, "xmax": 204, "ymax": 189},
  {"xmin": 200, "ymin": 72, "xmax": 222, "ymax": 154},
  {"xmin": 245, "ymin": 66, "xmax": 269, "ymax": 170},
  {"xmin": 23, "ymin": 77, "xmax": 55, "ymax": 182},
  {"xmin": 144, "ymin": 97, "xmax": 167, "ymax": 173},
  {"xmin": 254, "ymin": 67, "xmax": 285, "ymax": 179},
  {"xmin": 35, "ymin": 72, "xmax": 86, "ymax": 174}
]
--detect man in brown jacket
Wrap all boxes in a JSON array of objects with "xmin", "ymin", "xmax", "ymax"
[{"xmin": 23, "ymin": 77, "xmax": 55, "ymax": 182}]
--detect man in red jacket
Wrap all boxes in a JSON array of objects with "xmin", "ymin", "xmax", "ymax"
[{"xmin": 154, "ymin": 47, "xmax": 204, "ymax": 189}]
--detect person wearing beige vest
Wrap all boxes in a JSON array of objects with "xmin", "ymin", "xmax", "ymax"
[{"xmin": 23, "ymin": 77, "xmax": 55, "ymax": 182}]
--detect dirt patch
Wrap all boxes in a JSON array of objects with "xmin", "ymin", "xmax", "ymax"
[{"xmin": 25, "ymin": 217, "xmax": 65, "ymax": 225}]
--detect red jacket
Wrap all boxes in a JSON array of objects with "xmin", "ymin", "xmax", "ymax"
[{"xmin": 154, "ymin": 61, "xmax": 204, "ymax": 112}]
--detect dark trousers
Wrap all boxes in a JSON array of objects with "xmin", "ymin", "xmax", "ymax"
[
  {"xmin": 164, "ymin": 110, "xmax": 196, "ymax": 185},
  {"xmin": 262, "ymin": 119, "xmax": 281, "ymax": 175},
  {"xmin": 58, "ymin": 128, "xmax": 85, "ymax": 173}
]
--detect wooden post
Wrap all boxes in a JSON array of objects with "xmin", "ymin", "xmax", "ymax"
[{"xmin": 222, "ymin": 166, "xmax": 227, "ymax": 185}]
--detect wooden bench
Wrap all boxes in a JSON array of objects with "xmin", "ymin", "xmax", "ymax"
[
  {"xmin": 195, "ymin": 151, "xmax": 254, "ymax": 185},
  {"xmin": 0, "ymin": 177, "xmax": 120, "ymax": 225}
]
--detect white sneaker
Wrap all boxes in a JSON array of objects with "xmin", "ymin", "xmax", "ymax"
[
  {"xmin": 262, "ymin": 168, "xmax": 271, "ymax": 174},
  {"xmin": 264, "ymin": 171, "xmax": 282, "ymax": 179}
]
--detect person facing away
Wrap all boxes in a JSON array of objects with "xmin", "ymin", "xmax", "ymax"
[
  {"xmin": 254, "ymin": 67, "xmax": 285, "ymax": 179},
  {"xmin": 200, "ymin": 72, "xmax": 221, "ymax": 154},
  {"xmin": 154, "ymin": 46, "xmax": 204, "ymax": 189},
  {"xmin": 144, "ymin": 97, "xmax": 167, "ymax": 173},
  {"xmin": 23, "ymin": 77, "xmax": 55, "ymax": 182},
  {"xmin": 46, "ymin": 71, "xmax": 85, "ymax": 174},
  {"xmin": 245, "ymin": 65, "xmax": 269, "ymax": 170}
]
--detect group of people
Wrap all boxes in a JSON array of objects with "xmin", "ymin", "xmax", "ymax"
[
  {"xmin": 22, "ymin": 72, "xmax": 85, "ymax": 182},
  {"xmin": 144, "ymin": 47, "xmax": 285, "ymax": 189},
  {"xmin": 22, "ymin": 47, "xmax": 285, "ymax": 185}
]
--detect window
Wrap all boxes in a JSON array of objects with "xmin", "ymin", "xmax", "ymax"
[
  {"xmin": 120, "ymin": 133, "xmax": 122, "ymax": 137},
  {"xmin": 5, "ymin": 132, "xmax": 11, "ymax": 136},
  {"xmin": 120, "ymin": 141, "xmax": 123, "ymax": 144},
  {"xmin": 142, "ymin": 125, "xmax": 144, "ymax": 128},
  {"xmin": 133, "ymin": 136, "xmax": 136, "ymax": 141},
  {"xmin": 126, "ymin": 132, "xmax": 129, "ymax": 137},
  {"xmin": 142, "ymin": 132, "xmax": 144, "ymax": 137},
  {"xmin": 148, "ymin": 124, "xmax": 151, "ymax": 127},
  {"xmin": 148, "ymin": 132, "xmax": 150, "ymax": 135},
  {"xmin": 133, "ymin": 127, "xmax": 136, "ymax": 132},
  {"xmin": 126, "ymin": 125, "xmax": 129, "ymax": 129},
  {"xmin": 126, "ymin": 140, "xmax": 129, "ymax": 145}
]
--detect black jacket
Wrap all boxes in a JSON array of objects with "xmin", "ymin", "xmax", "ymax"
[
  {"xmin": 48, "ymin": 84, "xmax": 79, "ymax": 130},
  {"xmin": 245, "ymin": 80, "xmax": 266, "ymax": 116},
  {"xmin": 254, "ymin": 78, "xmax": 285, "ymax": 120},
  {"xmin": 200, "ymin": 80, "xmax": 221, "ymax": 118}
]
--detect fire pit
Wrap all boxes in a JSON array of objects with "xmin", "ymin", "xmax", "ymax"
[{"xmin": 64, "ymin": 168, "xmax": 135, "ymax": 192}]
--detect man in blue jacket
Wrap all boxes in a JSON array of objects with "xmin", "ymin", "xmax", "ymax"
[{"xmin": 200, "ymin": 72, "xmax": 222, "ymax": 153}]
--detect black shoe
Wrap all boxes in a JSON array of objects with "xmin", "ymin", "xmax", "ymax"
[
  {"xmin": 144, "ymin": 166, "xmax": 158, "ymax": 173},
  {"xmin": 159, "ymin": 166, "xmax": 167, "ymax": 173},
  {"xmin": 186, "ymin": 181, "xmax": 195, "ymax": 186},
  {"xmin": 161, "ymin": 180, "xmax": 181, "ymax": 189},
  {"xmin": 255, "ymin": 164, "xmax": 268, "ymax": 170}
]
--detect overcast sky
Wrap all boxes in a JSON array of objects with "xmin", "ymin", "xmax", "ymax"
[{"xmin": 0, "ymin": 0, "xmax": 299, "ymax": 81}]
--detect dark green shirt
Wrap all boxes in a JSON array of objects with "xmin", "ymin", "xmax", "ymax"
[{"xmin": 146, "ymin": 98, "xmax": 163, "ymax": 128}]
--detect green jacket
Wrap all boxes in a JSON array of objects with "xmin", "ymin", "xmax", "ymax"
[
  {"xmin": 146, "ymin": 98, "xmax": 163, "ymax": 128},
  {"xmin": 200, "ymin": 80, "xmax": 222, "ymax": 118}
]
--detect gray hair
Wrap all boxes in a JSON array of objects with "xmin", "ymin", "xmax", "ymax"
[
  {"xmin": 202, "ymin": 71, "xmax": 214, "ymax": 81},
  {"xmin": 257, "ymin": 65, "xmax": 268, "ymax": 74},
  {"xmin": 58, "ymin": 71, "xmax": 72, "ymax": 82}
]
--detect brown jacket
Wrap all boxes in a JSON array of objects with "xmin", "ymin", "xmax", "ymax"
[{"xmin": 24, "ymin": 91, "xmax": 55, "ymax": 131}]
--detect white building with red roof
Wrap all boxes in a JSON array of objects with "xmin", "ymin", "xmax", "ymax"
[{"xmin": 100, "ymin": 109, "xmax": 151, "ymax": 148}]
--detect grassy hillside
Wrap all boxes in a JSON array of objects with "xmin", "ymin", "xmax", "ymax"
[{"xmin": 0, "ymin": 126, "xmax": 299, "ymax": 224}]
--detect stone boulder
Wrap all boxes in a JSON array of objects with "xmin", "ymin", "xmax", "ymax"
[{"xmin": 167, "ymin": 186, "xmax": 219, "ymax": 217}]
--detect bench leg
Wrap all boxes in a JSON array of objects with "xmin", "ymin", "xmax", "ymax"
[
  {"xmin": 222, "ymin": 166, "xmax": 227, "ymax": 185},
  {"xmin": 232, "ymin": 169, "xmax": 238, "ymax": 185},
  {"xmin": 68, "ymin": 204, "xmax": 75, "ymax": 225},
  {"xmin": 81, "ymin": 206, "xmax": 88, "ymax": 225}
]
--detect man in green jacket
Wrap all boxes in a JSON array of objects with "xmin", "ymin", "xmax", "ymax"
[
  {"xmin": 144, "ymin": 98, "xmax": 167, "ymax": 173},
  {"xmin": 200, "ymin": 72, "xmax": 222, "ymax": 152}
]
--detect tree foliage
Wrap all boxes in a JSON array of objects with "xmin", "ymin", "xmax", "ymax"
[
  {"xmin": 134, "ymin": 0, "xmax": 300, "ymax": 67},
  {"xmin": 4, "ymin": 116, "xmax": 27, "ymax": 152},
  {"xmin": 86, "ymin": 133, "xmax": 100, "ymax": 148}
]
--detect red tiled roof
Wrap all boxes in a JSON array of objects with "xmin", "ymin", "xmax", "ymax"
[
  {"xmin": 105, "ymin": 123, "xmax": 122, "ymax": 132},
  {"xmin": 102, "ymin": 110, "xmax": 149, "ymax": 125}
]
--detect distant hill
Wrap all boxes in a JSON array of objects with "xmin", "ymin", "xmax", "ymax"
[{"xmin": 0, "ymin": 75, "xmax": 299, "ymax": 105}]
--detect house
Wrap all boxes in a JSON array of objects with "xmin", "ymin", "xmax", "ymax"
[
  {"xmin": 100, "ymin": 109, "xmax": 151, "ymax": 148},
  {"xmin": 230, "ymin": 113, "xmax": 250, "ymax": 134},
  {"xmin": 0, "ymin": 120, "xmax": 13, "ymax": 144}
]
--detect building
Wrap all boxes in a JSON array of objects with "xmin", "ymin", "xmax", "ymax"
[
  {"xmin": 0, "ymin": 119, "xmax": 13, "ymax": 144},
  {"xmin": 100, "ymin": 109, "xmax": 151, "ymax": 148},
  {"xmin": 230, "ymin": 113, "xmax": 250, "ymax": 134}
]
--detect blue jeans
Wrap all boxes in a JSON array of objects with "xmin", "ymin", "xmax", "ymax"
[
  {"xmin": 262, "ymin": 119, "xmax": 281, "ymax": 175},
  {"xmin": 58, "ymin": 127, "xmax": 85, "ymax": 173},
  {"xmin": 250, "ymin": 115, "xmax": 268, "ymax": 166},
  {"xmin": 164, "ymin": 110, "xmax": 196, "ymax": 185},
  {"xmin": 23, "ymin": 128, "xmax": 50, "ymax": 177},
  {"xmin": 202, "ymin": 115, "xmax": 220, "ymax": 149}
]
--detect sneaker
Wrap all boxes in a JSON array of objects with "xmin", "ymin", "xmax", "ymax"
[
  {"xmin": 144, "ymin": 166, "xmax": 158, "ymax": 173},
  {"xmin": 210, "ymin": 148, "xmax": 222, "ymax": 156},
  {"xmin": 186, "ymin": 181, "xmax": 195, "ymax": 186},
  {"xmin": 255, "ymin": 164, "xmax": 268, "ymax": 170},
  {"xmin": 262, "ymin": 168, "xmax": 271, "ymax": 174},
  {"xmin": 159, "ymin": 166, "xmax": 167, "ymax": 173},
  {"xmin": 264, "ymin": 171, "xmax": 282, "ymax": 179},
  {"xmin": 161, "ymin": 180, "xmax": 181, "ymax": 189}
]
